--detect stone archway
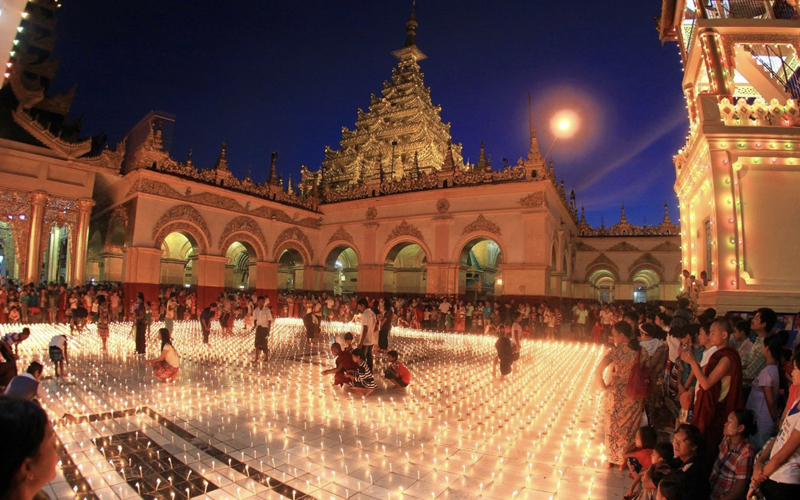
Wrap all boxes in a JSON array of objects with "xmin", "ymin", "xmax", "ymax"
[
  {"xmin": 456, "ymin": 237, "xmax": 503, "ymax": 300},
  {"xmin": 383, "ymin": 240, "xmax": 429, "ymax": 295},
  {"xmin": 224, "ymin": 241, "xmax": 257, "ymax": 290},
  {"xmin": 278, "ymin": 248, "xmax": 305, "ymax": 291},
  {"xmin": 160, "ymin": 231, "xmax": 199, "ymax": 286},
  {"xmin": 324, "ymin": 245, "xmax": 359, "ymax": 295}
]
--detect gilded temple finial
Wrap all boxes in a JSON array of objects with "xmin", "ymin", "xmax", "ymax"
[
  {"xmin": 268, "ymin": 152, "xmax": 279, "ymax": 186},
  {"xmin": 405, "ymin": 0, "xmax": 418, "ymax": 48},
  {"xmin": 620, "ymin": 201, "xmax": 627, "ymax": 224},
  {"xmin": 214, "ymin": 142, "xmax": 229, "ymax": 171},
  {"xmin": 663, "ymin": 201, "xmax": 671, "ymax": 224}
]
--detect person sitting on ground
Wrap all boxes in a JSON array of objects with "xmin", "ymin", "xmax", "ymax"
[
  {"xmin": 383, "ymin": 350, "xmax": 411, "ymax": 389},
  {"xmin": 0, "ymin": 328, "xmax": 31, "ymax": 359},
  {"xmin": 148, "ymin": 328, "xmax": 180, "ymax": 383},
  {"xmin": 656, "ymin": 472, "xmax": 686, "ymax": 500},
  {"xmin": 47, "ymin": 334, "xmax": 68, "ymax": 379},
  {"xmin": 624, "ymin": 426, "xmax": 658, "ymax": 476},
  {"xmin": 626, "ymin": 442, "xmax": 674, "ymax": 500},
  {"xmin": 494, "ymin": 326, "xmax": 515, "ymax": 380},
  {"xmin": 672, "ymin": 424, "xmax": 710, "ymax": 500},
  {"xmin": 345, "ymin": 348, "xmax": 376, "ymax": 395},
  {"xmin": 322, "ymin": 342, "xmax": 357, "ymax": 387},
  {"xmin": 0, "ymin": 397, "xmax": 59, "ymax": 500},
  {"xmin": 709, "ymin": 409, "xmax": 757, "ymax": 500}
]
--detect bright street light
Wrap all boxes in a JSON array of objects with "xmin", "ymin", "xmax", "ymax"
[{"xmin": 544, "ymin": 109, "xmax": 579, "ymax": 162}]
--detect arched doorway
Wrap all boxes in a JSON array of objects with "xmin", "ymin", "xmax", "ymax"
[
  {"xmin": 458, "ymin": 238, "xmax": 502, "ymax": 300},
  {"xmin": 0, "ymin": 222, "xmax": 17, "ymax": 280},
  {"xmin": 324, "ymin": 246, "xmax": 358, "ymax": 295},
  {"xmin": 225, "ymin": 241, "xmax": 257, "ymax": 290},
  {"xmin": 41, "ymin": 224, "xmax": 70, "ymax": 283},
  {"xmin": 86, "ymin": 229, "xmax": 104, "ymax": 282},
  {"xmin": 588, "ymin": 269, "xmax": 616, "ymax": 303},
  {"xmin": 631, "ymin": 268, "xmax": 660, "ymax": 303},
  {"xmin": 384, "ymin": 242, "xmax": 427, "ymax": 294},
  {"xmin": 278, "ymin": 249, "xmax": 304, "ymax": 291},
  {"xmin": 160, "ymin": 232, "xmax": 198, "ymax": 286}
]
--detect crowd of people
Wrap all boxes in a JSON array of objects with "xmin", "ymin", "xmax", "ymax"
[
  {"xmin": 3, "ymin": 276, "xmax": 800, "ymax": 499},
  {"xmin": 594, "ymin": 300, "xmax": 800, "ymax": 500}
]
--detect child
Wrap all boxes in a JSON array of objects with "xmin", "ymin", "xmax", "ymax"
[
  {"xmin": 746, "ymin": 334, "xmax": 782, "ymax": 449},
  {"xmin": 48, "ymin": 333, "xmax": 68, "ymax": 379},
  {"xmin": 626, "ymin": 442, "xmax": 674, "ymax": 500},
  {"xmin": 709, "ymin": 409, "xmax": 756, "ymax": 500},
  {"xmin": 624, "ymin": 426, "xmax": 658, "ymax": 474},
  {"xmin": 342, "ymin": 332, "xmax": 355, "ymax": 353},
  {"xmin": 591, "ymin": 320, "xmax": 604, "ymax": 343},
  {"xmin": 345, "ymin": 348, "xmax": 376, "ymax": 395},
  {"xmin": 322, "ymin": 342, "xmax": 357, "ymax": 387},
  {"xmin": 383, "ymin": 350, "xmax": 411, "ymax": 389}
]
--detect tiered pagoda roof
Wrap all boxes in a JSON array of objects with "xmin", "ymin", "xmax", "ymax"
[{"xmin": 578, "ymin": 202, "xmax": 679, "ymax": 237}]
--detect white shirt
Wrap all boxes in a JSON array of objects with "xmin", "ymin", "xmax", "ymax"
[
  {"xmin": 361, "ymin": 308, "xmax": 377, "ymax": 345},
  {"xmin": 162, "ymin": 344, "xmax": 180, "ymax": 368},
  {"xmin": 253, "ymin": 306, "xmax": 273, "ymax": 327},
  {"xmin": 165, "ymin": 299, "xmax": 177, "ymax": 319},
  {"xmin": 769, "ymin": 401, "xmax": 800, "ymax": 484},
  {"xmin": 49, "ymin": 335, "xmax": 66, "ymax": 350},
  {"xmin": 439, "ymin": 301, "xmax": 451, "ymax": 314}
]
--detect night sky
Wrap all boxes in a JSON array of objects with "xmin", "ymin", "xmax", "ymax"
[{"xmin": 49, "ymin": 1, "xmax": 687, "ymax": 227}]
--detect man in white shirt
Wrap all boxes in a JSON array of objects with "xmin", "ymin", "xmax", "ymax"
[
  {"xmin": 358, "ymin": 298, "xmax": 377, "ymax": 371},
  {"xmin": 252, "ymin": 296, "xmax": 274, "ymax": 363}
]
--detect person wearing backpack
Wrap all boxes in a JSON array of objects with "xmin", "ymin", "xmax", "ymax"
[{"xmin": 596, "ymin": 320, "xmax": 650, "ymax": 469}]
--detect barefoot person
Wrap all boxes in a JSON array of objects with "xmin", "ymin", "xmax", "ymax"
[
  {"xmin": 322, "ymin": 342, "xmax": 357, "ymax": 387},
  {"xmin": 251, "ymin": 296, "xmax": 273, "ymax": 363},
  {"xmin": 48, "ymin": 333, "xmax": 68, "ymax": 379},
  {"xmin": 383, "ymin": 350, "xmax": 411, "ymax": 389},
  {"xmin": 148, "ymin": 328, "xmax": 180, "ymax": 383},
  {"xmin": 345, "ymin": 348, "xmax": 376, "ymax": 395}
]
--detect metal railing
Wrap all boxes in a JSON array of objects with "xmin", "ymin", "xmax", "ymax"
[
  {"xmin": 747, "ymin": 43, "xmax": 800, "ymax": 100},
  {"xmin": 700, "ymin": 0, "xmax": 798, "ymax": 20}
]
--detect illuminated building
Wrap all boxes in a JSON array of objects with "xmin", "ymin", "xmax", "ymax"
[
  {"xmin": 0, "ymin": 2, "xmax": 680, "ymax": 308},
  {"xmin": 658, "ymin": 0, "xmax": 800, "ymax": 311}
]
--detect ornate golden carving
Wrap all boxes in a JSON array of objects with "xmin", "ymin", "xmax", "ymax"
[
  {"xmin": 327, "ymin": 226, "xmax": 355, "ymax": 245},
  {"xmin": 585, "ymin": 253, "xmax": 620, "ymax": 280},
  {"xmin": 151, "ymin": 205, "xmax": 211, "ymax": 253},
  {"xmin": 0, "ymin": 190, "xmax": 33, "ymax": 278},
  {"xmin": 218, "ymin": 216, "xmax": 269, "ymax": 260},
  {"xmin": 127, "ymin": 178, "xmax": 322, "ymax": 229},
  {"xmin": 518, "ymin": 192, "xmax": 548, "ymax": 208},
  {"xmin": 11, "ymin": 106, "xmax": 93, "ymax": 159},
  {"xmin": 385, "ymin": 220, "xmax": 424, "ymax": 243},
  {"xmin": 273, "ymin": 227, "xmax": 314, "ymax": 261},
  {"xmin": 436, "ymin": 199, "xmax": 450, "ymax": 213},
  {"xmin": 461, "ymin": 214, "xmax": 501, "ymax": 236},
  {"xmin": 607, "ymin": 241, "xmax": 640, "ymax": 252}
]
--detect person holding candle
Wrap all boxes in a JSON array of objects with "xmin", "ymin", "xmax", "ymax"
[
  {"xmin": 595, "ymin": 320, "xmax": 649, "ymax": 468},
  {"xmin": 148, "ymin": 328, "xmax": 180, "ymax": 383},
  {"xmin": 322, "ymin": 342, "xmax": 357, "ymax": 387},
  {"xmin": 345, "ymin": 347, "xmax": 376, "ymax": 395},
  {"xmin": 0, "ymin": 396, "xmax": 60, "ymax": 500},
  {"xmin": 383, "ymin": 350, "xmax": 411, "ymax": 389}
]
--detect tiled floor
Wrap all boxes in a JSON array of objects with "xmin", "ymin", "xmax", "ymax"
[{"xmin": 2, "ymin": 320, "xmax": 631, "ymax": 500}]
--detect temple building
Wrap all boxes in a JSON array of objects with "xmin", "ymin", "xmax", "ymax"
[
  {"xmin": 658, "ymin": 0, "xmax": 800, "ymax": 311},
  {"xmin": 0, "ymin": 0, "xmax": 680, "ymax": 309}
]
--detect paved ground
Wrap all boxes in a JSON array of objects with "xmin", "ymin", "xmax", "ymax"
[{"xmin": 2, "ymin": 319, "xmax": 631, "ymax": 500}]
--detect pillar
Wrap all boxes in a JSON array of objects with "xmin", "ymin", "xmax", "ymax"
[
  {"xmin": 70, "ymin": 198, "xmax": 94, "ymax": 286},
  {"xmin": 25, "ymin": 191, "xmax": 47, "ymax": 283},
  {"xmin": 257, "ymin": 261, "xmax": 278, "ymax": 310},
  {"xmin": 357, "ymin": 222, "xmax": 382, "ymax": 295},
  {"xmin": 121, "ymin": 246, "xmax": 163, "ymax": 313},
  {"xmin": 303, "ymin": 265, "xmax": 324, "ymax": 292},
  {"xmin": 196, "ymin": 255, "xmax": 227, "ymax": 310}
]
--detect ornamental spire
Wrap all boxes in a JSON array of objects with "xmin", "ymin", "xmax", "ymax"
[
  {"xmin": 268, "ymin": 152, "xmax": 279, "ymax": 186},
  {"xmin": 620, "ymin": 202, "xmax": 628, "ymax": 224},
  {"xmin": 663, "ymin": 201, "xmax": 671, "ymax": 224},
  {"xmin": 214, "ymin": 142, "xmax": 229, "ymax": 171},
  {"xmin": 405, "ymin": 0, "xmax": 418, "ymax": 48},
  {"xmin": 580, "ymin": 205, "xmax": 587, "ymax": 225},
  {"xmin": 442, "ymin": 140, "xmax": 455, "ymax": 171}
]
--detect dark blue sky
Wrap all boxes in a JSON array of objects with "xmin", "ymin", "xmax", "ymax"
[{"xmin": 51, "ymin": 1, "xmax": 687, "ymax": 227}]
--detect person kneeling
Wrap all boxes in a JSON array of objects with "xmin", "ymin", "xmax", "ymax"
[
  {"xmin": 345, "ymin": 348, "xmax": 376, "ymax": 395},
  {"xmin": 383, "ymin": 350, "xmax": 411, "ymax": 389},
  {"xmin": 322, "ymin": 342, "xmax": 357, "ymax": 387},
  {"xmin": 148, "ymin": 328, "xmax": 180, "ymax": 383}
]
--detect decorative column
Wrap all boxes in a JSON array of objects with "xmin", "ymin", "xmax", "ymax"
[
  {"xmin": 195, "ymin": 255, "xmax": 227, "ymax": 310},
  {"xmin": 25, "ymin": 191, "xmax": 48, "ymax": 283},
  {"xmin": 429, "ymin": 216, "xmax": 453, "ymax": 295},
  {"xmin": 257, "ymin": 261, "xmax": 279, "ymax": 309},
  {"xmin": 70, "ymin": 198, "xmax": 94, "ymax": 286}
]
